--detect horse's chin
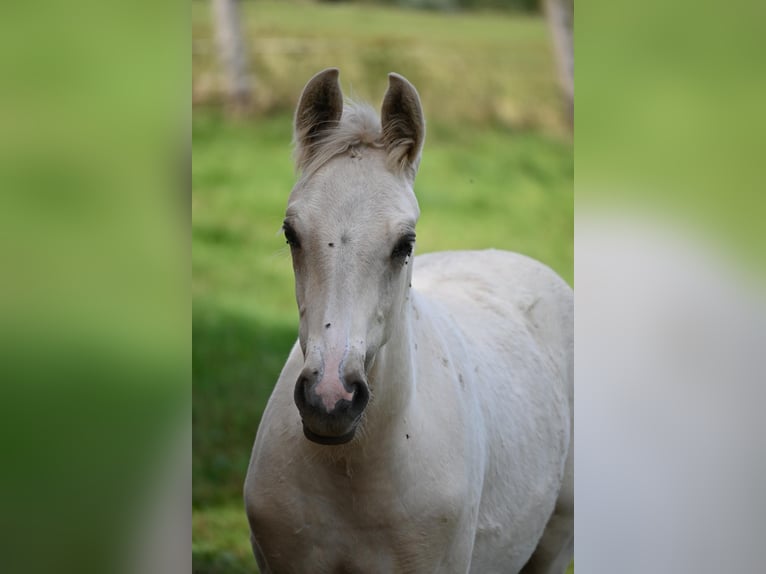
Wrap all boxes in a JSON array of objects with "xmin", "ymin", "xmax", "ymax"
[{"xmin": 302, "ymin": 424, "xmax": 357, "ymax": 446}]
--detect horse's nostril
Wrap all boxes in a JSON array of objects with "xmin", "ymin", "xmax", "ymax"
[
  {"xmin": 350, "ymin": 380, "xmax": 370, "ymax": 412},
  {"xmin": 294, "ymin": 375, "xmax": 314, "ymax": 411}
]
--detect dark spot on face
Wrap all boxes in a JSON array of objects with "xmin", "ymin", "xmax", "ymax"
[
  {"xmin": 328, "ymin": 242, "xmax": 334, "ymax": 247},
  {"xmin": 313, "ymin": 369, "xmax": 319, "ymax": 375},
  {"xmin": 441, "ymin": 357, "xmax": 449, "ymax": 367},
  {"xmin": 406, "ymin": 434, "xmax": 410, "ymax": 439},
  {"xmin": 458, "ymin": 373, "xmax": 465, "ymax": 387},
  {"xmin": 414, "ymin": 343, "xmax": 418, "ymax": 351},
  {"xmin": 341, "ymin": 234, "xmax": 349, "ymax": 244},
  {"xmin": 325, "ymin": 323, "xmax": 331, "ymax": 328}
]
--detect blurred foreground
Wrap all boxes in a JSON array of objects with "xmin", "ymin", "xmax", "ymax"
[{"xmin": 575, "ymin": 0, "xmax": 766, "ymax": 572}]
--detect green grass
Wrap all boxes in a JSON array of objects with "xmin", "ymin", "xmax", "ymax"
[
  {"xmin": 193, "ymin": 2, "xmax": 572, "ymax": 572},
  {"xmin": 193, "ymin": 504, "xmax": 255, "ymax": 574}
]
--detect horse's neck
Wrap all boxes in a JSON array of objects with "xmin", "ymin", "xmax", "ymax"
[{"xmin": 364, "ymin": 297, "xmax": 417, "ymax": 438}]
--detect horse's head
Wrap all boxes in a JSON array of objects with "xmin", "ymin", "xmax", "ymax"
[{"xmin": 285, "ymin": 68, "xmax": 425, "ymax": 445}]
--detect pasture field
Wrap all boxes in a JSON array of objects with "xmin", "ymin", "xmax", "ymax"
[
  {"xmin": 193, "ymin": 2, "xmax": 572, "ymax": 572},
  {"xmin": 192, "ymin": 0, "xmax": 568, "ymax": 134}
]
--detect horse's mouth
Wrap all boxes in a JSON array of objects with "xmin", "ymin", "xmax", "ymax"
[{"xmin": 302, "ymin": 424, "xmax": 357, "ymax": 445}]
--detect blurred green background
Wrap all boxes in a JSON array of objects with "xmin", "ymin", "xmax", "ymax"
[{"xmin": 193, "ymin": 1, "xmax": 572, "ymax": 572}]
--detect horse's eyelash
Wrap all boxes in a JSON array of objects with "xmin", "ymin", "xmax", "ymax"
[
  {"xmin": 283, "ymin": 223, "xmax": 301, "ymax": 247},
  {"xmin": 391, "ymin": 235, "xmax": 415, "ymax": 259}
]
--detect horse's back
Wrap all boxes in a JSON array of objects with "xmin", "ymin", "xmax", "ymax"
[{"xmin": 413, "ymin": 249, "xmax": 573, "ymax": 393}]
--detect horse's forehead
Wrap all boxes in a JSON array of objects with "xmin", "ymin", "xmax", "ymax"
[{"xmin": 290, "ymin": 153, "xmax": 418, "ymax": 221}]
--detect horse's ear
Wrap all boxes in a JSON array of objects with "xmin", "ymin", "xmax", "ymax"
[
  {"xmin": 381, "ymin": 73, "xmax": 425, "ymax": 176},
  {"xmin": 294, "ymin": 68, "xmax": 344, "ymax": 170}
]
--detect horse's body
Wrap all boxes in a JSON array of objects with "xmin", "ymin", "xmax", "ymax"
[{"xmin": 245, "ymin": 69, "xmax": 573, "ymax": 574}]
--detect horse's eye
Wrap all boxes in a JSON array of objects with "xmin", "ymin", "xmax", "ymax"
[
  {"xmin": 283, "ymin": 223, "xmax": 301, "ymax": 249},
  {"xmin": 391, "ymin": 235, "xmax": 415, "ymax": 261}
]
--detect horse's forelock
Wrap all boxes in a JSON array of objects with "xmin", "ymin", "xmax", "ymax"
[{"xmin": 293, "ymin": 100, "xmax": 385, "ymax": 178}]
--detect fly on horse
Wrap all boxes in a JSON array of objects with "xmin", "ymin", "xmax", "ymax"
[{"xmin": 244, "ymin": 69, "xmax": 573, "ymax": 574}]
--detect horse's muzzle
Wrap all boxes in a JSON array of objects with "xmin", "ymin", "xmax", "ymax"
[{"xmin": 293, "ymin": 368, "xmax": 370, "ymax": 445}]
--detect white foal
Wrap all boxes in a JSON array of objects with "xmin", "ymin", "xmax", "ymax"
[{"xmin": 244, "ymin": 68, "xmax": 573, "ymax": 574}]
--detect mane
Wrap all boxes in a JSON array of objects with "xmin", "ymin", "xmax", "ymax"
[{"xmin": 293, "ymin": 100, "xmax": 385, "ymax": 178}]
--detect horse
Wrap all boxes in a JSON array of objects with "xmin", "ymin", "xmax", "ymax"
[{"xmin": 244, "ymin": 68, "xmax": 573, "ymax": 574}]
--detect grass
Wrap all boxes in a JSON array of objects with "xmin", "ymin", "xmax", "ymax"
[{"xmin": 193, "ymin": 2, "xmax": 572, "ymax": 572}]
